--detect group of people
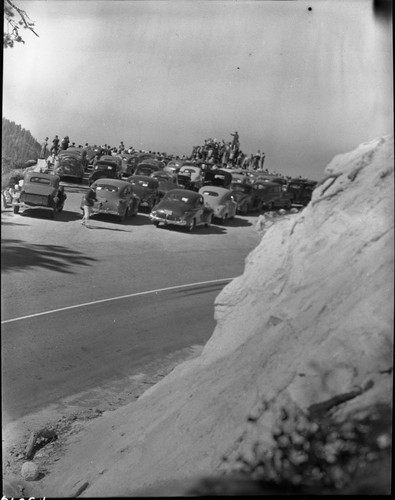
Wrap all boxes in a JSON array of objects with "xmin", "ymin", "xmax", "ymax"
[{"xmin": 190, "ymin": 131, "xmax": 266, "ymax": 171}]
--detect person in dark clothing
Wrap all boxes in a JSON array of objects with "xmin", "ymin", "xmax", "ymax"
[
  {"xmin": 50, "ymin": 135, "xmax": 60, "ymax": 154},
  {"xmin": 61, "ymin": 136, "xmax": 69, "ymax": 150},
  {"xmin": 81, "ymin": 186, "xmax": 98, "ymax": 227}
]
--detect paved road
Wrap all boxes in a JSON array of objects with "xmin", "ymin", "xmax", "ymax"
[{"xmin": 2, "ymin": 178, "xmax": 261, "ymax": 423}]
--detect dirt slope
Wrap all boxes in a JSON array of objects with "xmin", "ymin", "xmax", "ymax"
[{"xmin": 5, "ymin": 135, "xmax": 393, "ymax": 497}]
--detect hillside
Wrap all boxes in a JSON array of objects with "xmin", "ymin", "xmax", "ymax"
[
  {"xmin": 1, "ymin": 117, "xmax": 41, "ymax": 171},
  {"xmin": 4, "ymin": 135, "xmax": 393, "ymax": 496}
]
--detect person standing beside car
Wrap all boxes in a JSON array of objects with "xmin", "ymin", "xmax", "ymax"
[{"xmin": 81, "ymin": 186, "xmax": 98, "ymax": 227}]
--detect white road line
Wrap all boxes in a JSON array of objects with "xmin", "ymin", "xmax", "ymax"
[{"xmin": 1, "ymin": 277, "xmax": 235, "ymax": 324}]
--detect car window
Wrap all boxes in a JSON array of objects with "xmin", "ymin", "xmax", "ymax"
[
  {"xmin": 29, "ymin": 177, "xmax": 51, "ymax": 185},
  {"xmin": 202, "ymin": 190, "xmax": 219, "ymax": 197},
  {"xmin": 96, "ymin": 184, "xmax": 119, "ymax": 193}
]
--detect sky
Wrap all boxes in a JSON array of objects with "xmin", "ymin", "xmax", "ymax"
[{"xmin": 3, "ymin": 0, "xmax": 393, "ymax": 180}]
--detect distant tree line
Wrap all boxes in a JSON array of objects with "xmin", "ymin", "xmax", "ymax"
[{"xmin": 2, "ymin": 117, "xmax": 41, "ymax": 174}]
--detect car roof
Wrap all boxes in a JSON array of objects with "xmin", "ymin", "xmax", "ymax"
[
  {"xmin": 166, "ymin": 188, "xmax": 199, "ymax": 197},
  {"xmin": 93, "ymin": 179, "xmax": 130, "ymax": 187},
  {"xmin": 24, "ymin": 171, "xmax": 60, "ymax": 181}
]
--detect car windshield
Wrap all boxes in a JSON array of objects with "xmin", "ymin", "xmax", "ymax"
[
  {"xmin": 29, "ymin": 177, "xmax": 51, "ymax": 185},
  {"xmin": 181, "ymin": 168, "xmax": 197, "ymax": 174},
  {"xmin": 95, "ymin": 164, "xmax": 116, "ymax": 171},
  {"xmin": 96, "ymin": 184, "xmax": 119, "ymax": 193},
  {"xmin": 133, "ymin": 180, "xmax": 151, "ymax": 187},
  {"xmin": 231, "ymin": 184, "xmax": 251, "ymax": 194},
  {"xmin": 201, "ymin": 190, "xmax": 219, "ymax": 197},
  {"xmin": 165, "ymin": 192, "xmax": 194, "ymax": 204}
]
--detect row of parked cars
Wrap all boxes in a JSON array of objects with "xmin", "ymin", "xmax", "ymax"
[{"xmin": 12, "ymin": 151, "xmax": 317, "ymax": 227}]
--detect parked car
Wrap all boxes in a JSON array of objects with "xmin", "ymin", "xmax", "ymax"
[
  {"xmin": 85, "ymin": 147, "xmax": 97, "ymax": 168},
  {"xmin": 252, "ymin": 180, "xmax": 286, "ymax": 210},
  {"xmin": 202, "ymin": 169, "xmax": 233, "ymax": 189},
  {"xmin": 55, "ymin": 148, "xmax": 86, "ymax": 183},
  {"xmin": 88, "ymin": 156, "xmax": 122, "ymax": 186},
  {"xmin": 150, "ymin": 171, "xmax": 180, "ymax": 198},
  {"xmin": 133, "ymin": 163, "xmax": 161, "ymax": 177},
  {"xmin": 230, "ymin": 182, "xmax": 266, "ymax": 215},
  {"xmin": 149, "ymin": 189, "xmax": 213, "ymax": 231},
  {"xmin": 229, "ymin": 172, "xmax": 252, "ymax": 185},
  {"xmin": 163, "ymin": 162, "xmax": 182, "ymax": 176},
  {"xmin": 198, "ymin": 186, "xmax": 237, "ymax": 223},
  {"xmin": 126, "ymin": 175, "xmax": 161, "ymax": 210},
  {"xmin": 81, "ymin": 179, "xmax": 140, "ymax": 222},
  {"xmin": 116, "ymin": 153, "xmax": 136, "ymax": 177},
  {"xmin": 12, "ymin": 171, "xmax": 66, "ymax": 219},
  {"xmin": 177, "ymin": 165, "xmax": 204, "ymax": 191},
  {"xmin": 287, "ymin": 178, "xmax": 317, "ymax": 206}
]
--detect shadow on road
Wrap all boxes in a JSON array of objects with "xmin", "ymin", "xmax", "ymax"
[
  {"xmin": 1, "ymin": 238, "xmax": 98, "ymax": 273},
  {"xmin": 214, "ymin": 217, "xmax": 253, "ymax": 228}
]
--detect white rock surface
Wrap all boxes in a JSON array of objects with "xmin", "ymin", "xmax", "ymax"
[{"xmin": 37, "ymin": 135, "xmax": 393, "ymax": 497}]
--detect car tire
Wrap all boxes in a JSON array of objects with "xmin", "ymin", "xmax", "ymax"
[
  {"xmin": 13, "ymin": 205, "xmax": 19, "ymax": 214},
  {"xmin": 186, "ymin": 218, "xmax": 196, "ymax": 232}
]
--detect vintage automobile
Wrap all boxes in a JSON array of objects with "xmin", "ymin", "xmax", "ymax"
[
  {"xmin": 230, "ymin": 172, "xmax": 252, "ymax": 185},
  {"xmin": 12, "ymin": 171, "xmax": 66, "ymax": 219},
  {"xmin": 230, "ymin": 182, "xmax": 266, "ymax": 215},
  {"xmin": 149, "ymin": 189, "xmax": 213, "ymax": 231},
  {"xmin": 252, "ymin": 180, "xmax": 287, "ymax": 210},
  {"xmin": 116, "ymin": 152, "xmax": 136, "ymax": 177},
  {"xmin": 177, "ymin": 165, "xmax": 204, "ymax": 191},
  {"xmin": 287, "ymin": 178, "xmax": 317, "ymax": 206},
  {"xmin": 198, "ymin": 186, "xmax": 237, "ymax": 223},
  {"xmin": 270, "ymin": 187, "xmax": 294, "ymax": 210},
  {"xmin": 150, "ymin": 171, "xmax": 180, "ymax": 198},
  {"xmin": 126, "ymin": 175, "xmax": 160, "ymax": 210},
  {"xmin": 85, "ymin": 147, "xmax": 97, "ymax": 168},
  {"xmin": 88, "ymin": 156, "xmax": 122, "ymax": 186},
  {"xmin": 55, "ymin": 148, "xmax": 86, "ymax": 182},
  {"xmin": 133, "ymin": 163, "xmax": 161, "ymax": 177},
  {"xmin": 202, "ymin": 169, "xmax": 232, "ymax": 189},
  {"xmin": 81, "ymin": 179, "xmax": 140, "ymax": 222}
]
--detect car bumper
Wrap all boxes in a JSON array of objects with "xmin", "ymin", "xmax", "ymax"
[
  {"xmin": 13, "ymin": 201, "xmax": 55, "ymax": 212},
  {"xmin": 149, "ymin": 214, "xmax": 188, "ymax": 226}
]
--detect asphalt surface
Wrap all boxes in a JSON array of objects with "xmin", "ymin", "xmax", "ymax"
[{"xmin": 1, "ymin": 175, "xmax": 261, "ymax": 424}]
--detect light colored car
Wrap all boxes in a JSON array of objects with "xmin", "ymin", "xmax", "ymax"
[
  {"xmin": 81, "ymin": 178, "xmax": 140, "ymax": 222},
  {"xmin": 198, "ymin": 186, "xmax": 237, "ymax": 223},
  {"xmin": 149, "ymin": 189, "xmax": 213, "ymax": 231},
  {"xmin": 177, "ymin": 165, "xmax": 204, "ymax": 191},
  {"xmin": 12, "ymin": 171, "xmax": 66, "ymax": 219}
]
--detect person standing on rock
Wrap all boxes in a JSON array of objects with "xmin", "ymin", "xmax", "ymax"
[
  {"xmin": 40, "ymin": 137, "xmax": 49, "ymax": 159},
  {"xmin": 50, "ymin": 135, "xmax": 60, "ymax": 155}
]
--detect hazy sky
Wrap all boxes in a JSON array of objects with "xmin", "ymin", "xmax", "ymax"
[{"xmin": 3, "ymin": 0, "xmax": 393, "ymax": 180}]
